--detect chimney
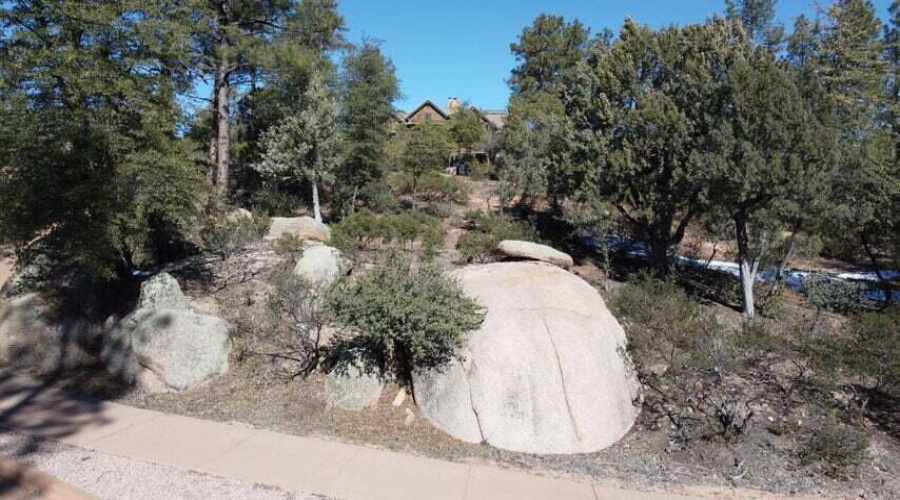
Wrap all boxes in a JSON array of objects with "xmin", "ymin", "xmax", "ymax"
[{"xmin": 447, "ymin": 97, "xmax": 461, "ymax": 116}]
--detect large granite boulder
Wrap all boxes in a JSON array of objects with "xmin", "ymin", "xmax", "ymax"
[
  {"xmin": 326, "ymin": 361, "xmax": 384, "ymax": 411},
  {"xmin": 497, "ymin": 240, "xmax": 573, "ymax": 269},
  {"xmin": 0, "ymin": 293, "xmax": 93, "ymax": 373},
  {"xmin": 135, "ymin": 273, "xmax": 190, "ymax": 311},
  {"xmin": 102, "ymin": 272, "xmax": 230, "ymax": 392},
  {"xmin": 413, "ymin": 262, "xmax": 640, "ymax": 454},
  {"xmin": 294, "ymin": 245, "xmax": 344, "ymax": 286},
  {"xmin": 129, "ymin": 309, "xmax": 230, "ymax": 391},
  {"xmin": 265, "ymin": 217, "xmax": 331, "ymax": 243},
  {"xmin": 226, "ymin": 208, "xmax": 254, "ymax": 223}
]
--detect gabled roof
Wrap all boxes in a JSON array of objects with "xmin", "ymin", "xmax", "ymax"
[
  {"xmin": 480, "ymin": 109, "xmax": 508, "ymax": 129},
  {"xmin": 469, "ymin": 107, "xmax": 508, "ymax": 130},
  {"xmin": 405, "ymin": 100, "xmax": 450, "ymax": 121},
  {"xmin": 392, "ymin": 111, "xmax": 408, "ymax": 124}
]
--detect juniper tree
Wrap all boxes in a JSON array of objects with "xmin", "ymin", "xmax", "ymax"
[
  {"xmin": 585, "ymin": 19, "xmax": 739, "ymax": 275},
  {"xmin": 764, "ymin": 15, "xmax": 838, "ymax": 291},
  {"xmin": 336, "ymin": 40, "xmax": 401, "ymax": 214},
  {"xmin": 725, "ymin": 0, "xmax": 785, "ymax": 49},
  {"xmin": 400, "ymin": 123, "xmax": 453, "ymax": 206},
  {"xmin": 254, "ymin": 74, "xmax": 340, "ymax": 223},
  {"xmin": 0, "ymin": 0, "xmax": 204, "ymax": 278},
  {"xmin": 818, "ymin": 0, "xmax": 896, "ymax": 301},
  {"xmin": 504, "ymin": 14, "xmax": 590, "ymax": 209},
  {"xmin": 189, "ymin": 0, "xmax": 345, "ymax": 196},
  {"xmin": 710, "ymin": 50, "xmax": 834, "ymax": 317},
  {"xmin": 509, "ymin": 14, "xmax": 589, "ymax": 98}
]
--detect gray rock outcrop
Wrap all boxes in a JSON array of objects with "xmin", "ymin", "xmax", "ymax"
[
  {"xmin": 265, "ymin": 217, "xmax": 331, "ymax": 243},
  {"xmin": 102, "ymin": 272, "xmax": 230, "ymax": 392},
  {"xmin": 0, "ymin": 293, "xmax": 94, "ymax": 373},
  {"xmin": 497, "ymin": 240, "xmax": 574, "ymax": 269},
  {"xmin": 413, "ymin": 262, "xmax": 640, "ymax": 454},
  {"xmin": 293, "ymin": 245, "xmax": 344, "ymax": 286},
  {"xmin": 326, "ymin": 361, "xmax": 384, "ymax": 411}
]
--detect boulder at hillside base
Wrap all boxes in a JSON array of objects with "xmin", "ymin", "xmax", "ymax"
[
  {"xmin": 413, "ymin": 262, "xmax": 640, "ymax": 454},
  {"xmin": 294, "ymin": 245, "xmax": 344, "ymax": 286},
  {"xmin": 101, "ymin": 272, "xmax": 231, "ymax": 392},
  {"xmin": 265, "ymin": 217, "xmax": 331, "ymax": 243},
  {"xmin": 497, "ymin": 240, "xmax": 574, "ymax": 269}
]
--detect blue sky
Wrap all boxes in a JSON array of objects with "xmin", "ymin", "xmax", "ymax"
[{"xmin": 338, "ymin": 0, "xmax": 895, "ymax": 111}]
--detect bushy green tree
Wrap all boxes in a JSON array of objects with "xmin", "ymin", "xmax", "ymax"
[
  {"xmin": 585, "ymin": 20, "xmax": 739, "ymax": 275},
  {"xmin": 448, "ymin": 105, "xmax": 486, "ymax": 152},
  {"xmin": 336, "ymin": 40, "xmax": 400, "ymax": 215},
  {"xmin": 400, "ymin": 123, "xmax": 453, "ymax": 205},
  {"xmin": 187, "ymin": 0, "xmax": 345, "ymax": 196},
  {"xmin": 725, "ymin": 0, "xmax": 784, "ymax": 49},
  {"xmin": 0, "ymin": 0, "xmax": 204, "ymax": 278},
  {"xmin": 253, "ymin": 74, "xmax": 340, "ymax": 222},
  {"xmin": 818, "ymin": 0, "xmax": 897, "ymax": 302},
  {"xmin": 509, "ymin": 14, "xmax": 589, "ymax": 97},
  {"xmin": 709, "ymin": 50, "xmax": 835, "ymax": 317},
  {"xmin": 323, "ymin": 252, "xmax": 484, "ymax": 382},
  {"xmin": 504, "ymin": 14, "xmax": 593, "ymax": 210}
]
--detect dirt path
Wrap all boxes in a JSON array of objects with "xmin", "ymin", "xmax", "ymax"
[
  {"xmin": 0, "ymin": 432, "xmax": 316, "ymax": 500},
  {"xmin": 0, "ymin": 371, "xmax": 826, "ymax": 500}
]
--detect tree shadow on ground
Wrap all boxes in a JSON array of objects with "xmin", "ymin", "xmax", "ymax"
[
  {"xmin": 858, "ymin": 386, "xmax": 900, "ymax": 445},
  {"xmin": 0, "ymin": 367, "xmax": 134, "ymax": 498}
]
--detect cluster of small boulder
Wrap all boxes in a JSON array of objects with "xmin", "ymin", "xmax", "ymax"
[{"xmin": 0, "ymin": 214, "xmax": 641, "ymax": 455}]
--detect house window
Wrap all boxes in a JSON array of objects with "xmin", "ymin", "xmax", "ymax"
[{"xmin": 425, "ymin": 112, "xmax": 433, "ymax": 121}]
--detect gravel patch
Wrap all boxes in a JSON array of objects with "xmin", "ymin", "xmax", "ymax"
[{"xmin": 0, "ymin": 431, "xmax": 334, "ymax": 500}]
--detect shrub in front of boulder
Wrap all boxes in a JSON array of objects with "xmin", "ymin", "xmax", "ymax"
[{"xmin": 322, "ymin": 251, "xmax": 484, "ymax": 382}]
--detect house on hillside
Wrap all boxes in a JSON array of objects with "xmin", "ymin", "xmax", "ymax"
[{"xmin": 393, "ymin": 98, "xmax": 508, "ymax": 175}]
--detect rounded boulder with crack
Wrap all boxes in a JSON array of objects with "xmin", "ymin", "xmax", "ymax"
[{"xmin": 412, "ymin": 262, "xmax": 641, "ymax": 454}]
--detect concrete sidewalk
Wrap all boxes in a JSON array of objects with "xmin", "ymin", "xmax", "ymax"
[{"xmin": 0, "ymin": 372, "xmax": 796, "ymax": 500}]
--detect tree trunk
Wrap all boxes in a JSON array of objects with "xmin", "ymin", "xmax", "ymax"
[
  {"xmin": 770, "ymin": 224, "xmax": 800, "ymax": 294},
  {"xmin": 350, "ymin": 184, "xmax": 359, "ymax": 215},
  {"xmin": 312, "ymin": 181, "xmax": 322, "ymax": 223},
  {"xmin": 207, "ymin": 93, "xmax": 218, "ymax": 184},
  {"xmin": 861, "ymin": 232, "xmax": 894, "ymax": 305},
  {"xmin": 735, "ymin": 216, "xmax": 769, "ymax": 318},
  {"xmin": 646, "ymin": 227, "xmax": 671, "ymax": 277},
  {"xmin": 215, "ymin": 59, "xmax": 231, "ymax": 197},
  {"xmin": 739, "ymin": 258, "xmax": 757, "ymax": 318}
]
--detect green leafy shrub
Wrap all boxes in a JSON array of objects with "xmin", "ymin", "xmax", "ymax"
[
  {"xmin": 272, "ymin": 233, "xmax": 305, "ymax": 257},
  {"xmin": 322, "ymin": 252, "xmax": 485, "ymax": 382},
  {"xmin": 800, "ymin": 418, "xmax": 870, "ymax": 477},
  {"xmin": 803, "ymin": 277, "xmax": 870, "ymax": 313},
  {"xmin": 416, "ymin": 173, "xmax": 471, "ymax": 203},
  {"xmin": 456, "ymin": 210, "xmax": 541, "ymax": 263},
  {"xmin": 358, "ymin": 181, "xmax": 401, "ymax": 214},
  {"xmin": 201, "ymin": 208, "xmax": 270, "ymax": 259},
  {"xmin": 390, "ymin": 172, "xmax": 471, "ymax": 204},
  {"xmin": 612, "ymin": 274, "xmax": 755, "ymax": 444},
  {"xmin": 424, "ymin": 201, "xmax": 451, "ymax": 219},
  {"xmin": 330, "ymin": 208, "xmax": 445, "ymax": 257},
  {"xmin": 842, "ymin": 308, "xmax": 900, "ymax": 391}
]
